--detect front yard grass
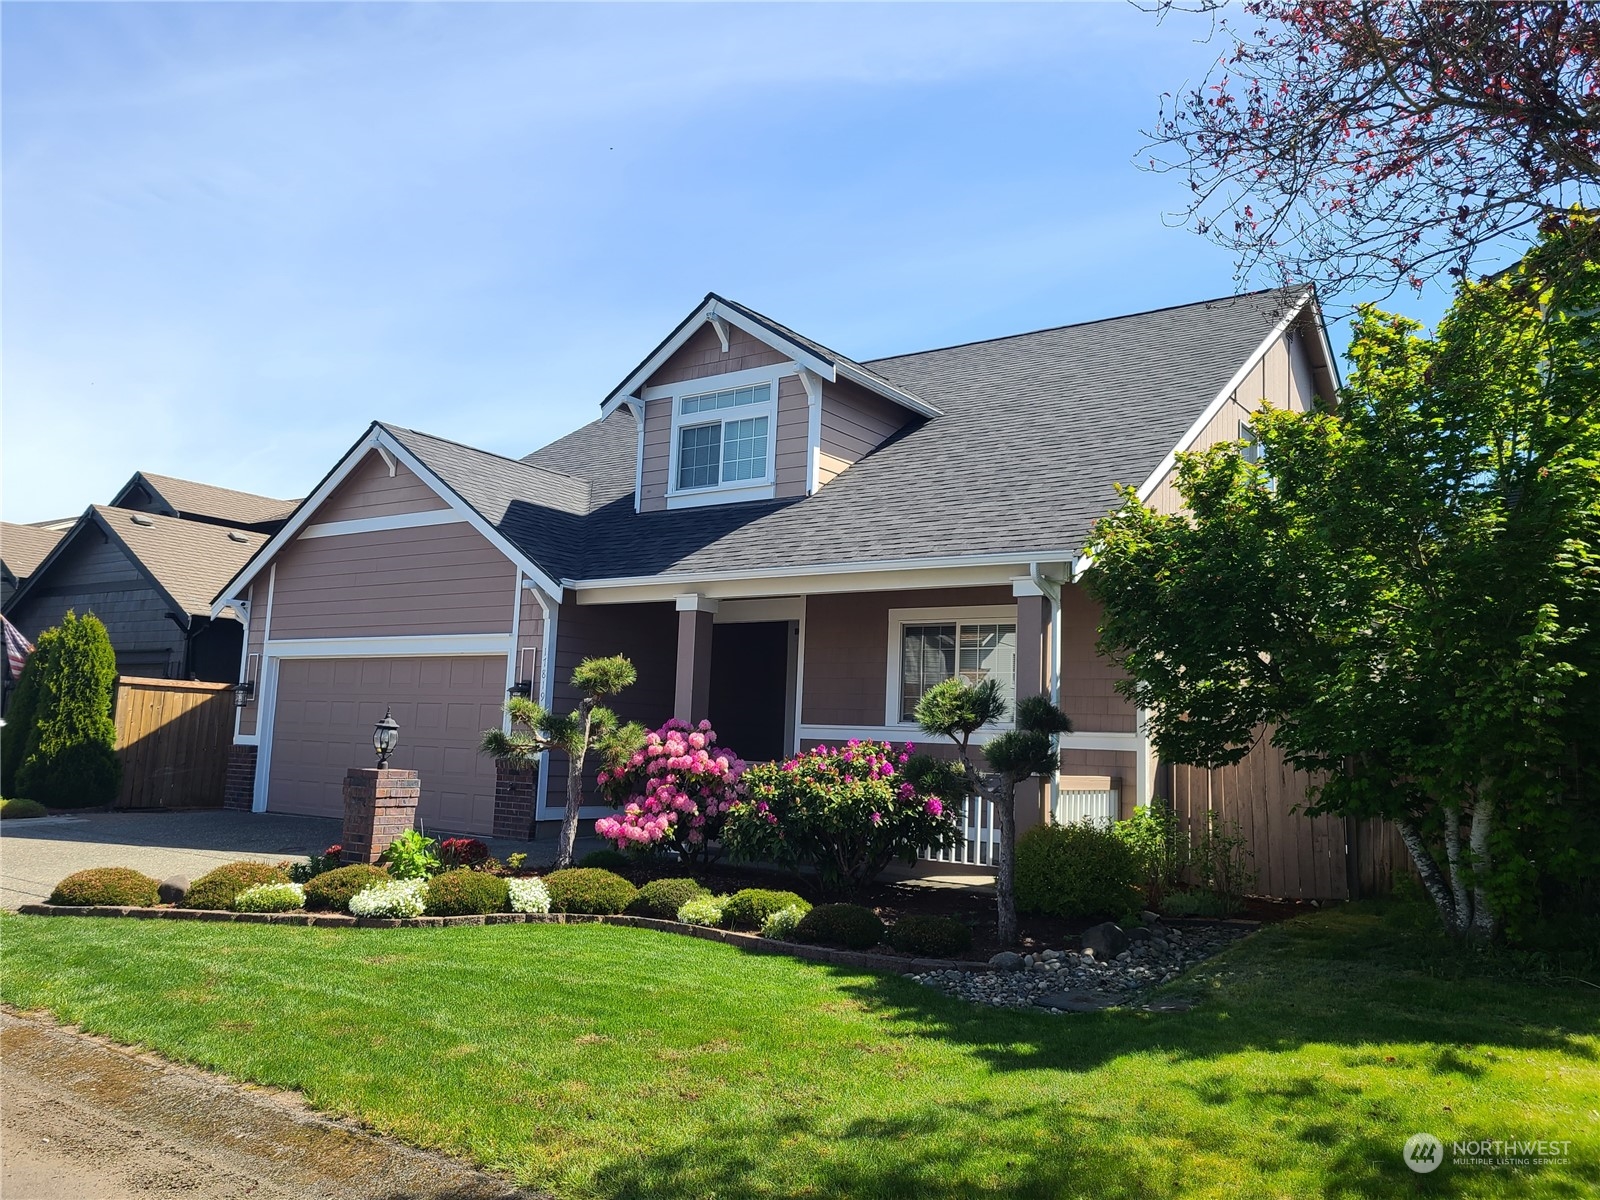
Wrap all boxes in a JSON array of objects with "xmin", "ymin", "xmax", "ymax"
[{"xmin": 1, "ymin": 902, "xmax": 1595, "ymax": 1199}]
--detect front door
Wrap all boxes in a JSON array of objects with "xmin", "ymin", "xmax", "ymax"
[{"xmin": 707, "ymin": 621, "xmax": 792, "ymax": 764}]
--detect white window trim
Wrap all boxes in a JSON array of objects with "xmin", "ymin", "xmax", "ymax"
[
  {"xmin": 657, "ymin": 365, "xmax": 785, "ymax": 508},
  {"xmin": 884, "ymin": 604, "xmax": 1019, "ymax": 730}
]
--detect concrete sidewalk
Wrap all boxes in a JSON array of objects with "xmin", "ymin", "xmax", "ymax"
[{"xmin": 0, "ymin": 810, "xmax": 599, "ymax": 908}]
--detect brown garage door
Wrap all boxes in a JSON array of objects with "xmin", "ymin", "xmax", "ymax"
[{"xmin": 267, "ymin": 655, "xmax": 506, "ymax": 835}]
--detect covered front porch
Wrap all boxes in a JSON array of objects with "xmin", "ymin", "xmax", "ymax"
[{"xmin": 517, "ymin": 573, "xmax": 1152, "ymax": 862}]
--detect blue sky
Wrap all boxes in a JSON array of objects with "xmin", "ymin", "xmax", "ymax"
[{"xmin": 2, "ymin": 2, "xmax": 1455, "ymax": 524}]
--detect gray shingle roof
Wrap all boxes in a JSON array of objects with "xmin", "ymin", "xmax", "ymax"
[
  {"xmin": 92, "ymin": 506, "xmax": 269, "ymax": 616},
  {"xmin": 398, "ymin": 288, "xmax": 1308, "ymax": 586},
  {"xmin": 1, "ymin": 523, "xmax": 67, "ymax": 582},
  {"xmin": 125, "ymin": 472, "xmax": 299, "ymax": 528}
]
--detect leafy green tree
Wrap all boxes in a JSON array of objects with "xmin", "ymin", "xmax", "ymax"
[
  {"xmin": 915, "ymin": 679, "xmax": 1072, "ymax": 945},
  {"xmin": 1086, "ymin": 215, "xmax": 1600, "ymax": 942},
  {"xmin": 480, "ymin": 655, "xmax": 637, "ymax": 868},
  {"xmin": 13, "ymin": 611, "xmax": 121, "ymax": 807}
]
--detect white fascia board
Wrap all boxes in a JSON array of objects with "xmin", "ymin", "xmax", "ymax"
[
  {"xmin": 566, "ymin": 550, "xmax": 1078, "ymax": 598},
  {"xmin": 299, "ymin": 510, "xmax": 466, "ymax": 539},
  {"xmin": 265, "ymin": 634, "xmax": 514, "ymax": 659},
  {"xmin": 1131, "ymin": 290, "xmax": 1312, "ymax": 505},
  {"xmin": 796, "ymin": 724, "xmax": 1135, "ymax": 752}
]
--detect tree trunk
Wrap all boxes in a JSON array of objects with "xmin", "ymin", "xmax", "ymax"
[
  {"xmin": 1395, "ymin": 816, "xmax": 1458, "ymax": 931},
  {"xmin": 554, "ymin": 699, "xmax": 595, "ymax": 869},
  {"xmin": 1468, "ymin": 793, "xmax": 1497, "ymax": 942},
  {"xmin": 995, "ymin": 779, "xmax": 1018, "ymax": 946},
  {"xmin": 1441, "ymin": 802, "xmax": 1472, "ymax": 936}
]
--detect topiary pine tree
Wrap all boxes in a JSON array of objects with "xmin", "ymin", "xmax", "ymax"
[
  {"xmin": 915, "ymin": 679, "xmax": 1072, "ymax": 946},
  {"xmin": 14, "ymin": 611, "xmax": 121, "ymax": 808},
  {"xmin": 480, "ymin": 654, "xmax": 638, "ymax": 868}
]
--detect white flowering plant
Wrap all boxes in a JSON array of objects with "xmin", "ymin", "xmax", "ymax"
[
  {"xmin": 233, "ymin": 881, "xmax": 306, "ymax": 913},
  {"xmin": 507, "ymin": 876, "xmax": 552, "ymax": 914},
  {"xmin": 760, "ymin": 904, "xmax": 807, "ymax": 941},
  {"xmin": 348, "ymin": 877, "xmax": 428, "ymax": 918},
  {"xmin": 677, "ymin": 894, "xmax": 725, "ymax": 927}
]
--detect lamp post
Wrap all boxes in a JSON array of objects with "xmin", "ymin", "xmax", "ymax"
[{"xmin": 373, "ymin": 706, "xmax": 400, "ymax": 768}]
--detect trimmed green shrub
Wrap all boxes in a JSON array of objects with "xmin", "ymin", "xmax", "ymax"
[
  {"xmin": 13, "ymin": 612, "xmax": 121, "ymax": 808},
  {"xmin": 794, "ymin": 903, "xmax": 886, "ymax": 950},
  {"xmin": 578, "ymin": 848, "xmax": 634, "ymax": 873},
  {"xmin": 761, "ymin": 904, "xmax": 807, "ymax": 940},
  {"xmin": 888, "ymin": 915, "xmax": 973, "ymax": 958},
  {"xmin": 424, "ymin": 869, "xmax": 510, "ymax": 916},
  {"xmin": 677, "ymin": 894, "xmax": 725, "ymax": 926},
  {"xmin": 233, "ymin": 882, "xmax": 306, "ymax": 913},
  {"xmin": 49, "ymin": 867, "xmax": 161, "ymax": 907},
  {"xmin": 720, "ymin": 888, "xmax": 811, "ymax": 931},
  {"xmin": 625, "ymin": 877, "xmax": 708, "ymax": 920},
  {"xmin": 544, "ymin": 868, "xmax": 638, "ymax": 914},
  {"xmin": 1015, "ymin": 822, "xmax": 1141, "ymax": 920},
  {"xmin": 184, "ymin": 861, "xmax": 290, "ymax": 911},
  {"xmin": 1, "ymin": 797, "xmax": 48, "ymax": 819},
  {"xmin": 303, "ymin": 864, "xmax": 389, "ymax": 912},
  {"xmin": 1159, "ymin": 889, "xmax": 1239, "ymax": 918}
]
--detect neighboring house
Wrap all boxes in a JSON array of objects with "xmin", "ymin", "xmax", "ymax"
[
  {"xmin": 6, "ymin": 503, "xmax": 271, "ymax": 681},
  {"xmin": 1, "ymin": 522, "xmax": 68, "ymax": 607},
  {"xmin": 110, "ymin": 471, "xmax": 299, "ymax": 534},
  {"xmin": 213, "ymin": 288, "xmax": 1338, "ymax": 843}
]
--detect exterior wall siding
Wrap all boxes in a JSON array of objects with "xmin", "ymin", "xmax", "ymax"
[
  {"xmin": 773, "ymin": 376, "xmax": 809, "ymax": 498},
  {"xmin": 646, "ymin": 323, "xmax": 789, "ymax": 387},
  {"xmin": 544, "ymin": 599, "xmax": 678, "ymax": 810},
  {"xmin": 267, "ymin": 522, "xmax": 516, "ymax": 639},
  {"xmin": 239, "ymin": 579, "xmax": 266, "ymax": 737},
  {"xmin": 817, "ymin": 379, "xmax": 907, "ymax": 486},
  {"xmin": 1058, "ymin": 582, "xmax": 1135, "ymax": 734},
  {"xmin": 313, "ymin": 451, "xmax": 449, "ymax": 522},
  {"xmin": 1146, "ymin": 326, "xmax": 1323, "ymax": 516}
]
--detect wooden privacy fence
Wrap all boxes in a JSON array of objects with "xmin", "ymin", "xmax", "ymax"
[
  {"xmin": 1168, "ymin": 736, "xmax": 1412, "ymax": 901},
  {"xmin": 113, "ymin": 676, "xmax": 234, "ymax": 809}
]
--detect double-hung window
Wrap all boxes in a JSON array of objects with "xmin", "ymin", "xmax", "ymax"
[
  {"xmin": 674, "ymin": 381, "xmax": 774, "ymax": 494},
  {"xmin": 892, "ymin": 607, "xmax": 1018, "ymax": 723}
]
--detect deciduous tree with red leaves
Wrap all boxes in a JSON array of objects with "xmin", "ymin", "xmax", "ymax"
[{"xmin": 1145, "ymin": 1, "xmax": 1600, "ymax": 296}]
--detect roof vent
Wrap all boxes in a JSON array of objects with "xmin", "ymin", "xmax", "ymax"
[
  {"xmin": 227, "ymin": 531, "xmax": 250, "ymax": 543},
  {"xmin": 130, "ymin": 514, "xmax": 154, "ymax": 527}
]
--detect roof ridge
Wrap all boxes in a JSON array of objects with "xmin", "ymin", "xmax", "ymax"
[
  {"xmin": 136, "ymin": 470, "xmax": 291, "ymax": 503},
  {"xmin": 92, "ymin": 503, "xmax": 269, "ymax": 538},
  {"xmin": 861, "ymin": 286, "xmax": 1304, "ymax": 366}
]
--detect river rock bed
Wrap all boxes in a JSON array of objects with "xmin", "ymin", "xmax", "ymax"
[{"xmin": 910, "ymin": 920, "xmax": 1255, "ymax": 1013}]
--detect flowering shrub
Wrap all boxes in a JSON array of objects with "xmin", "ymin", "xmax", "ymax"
[
  {"xmin": 722, "ymin": 741, "xmax": 962, "ymax": 894},
  {"xmin": 348, "ymin": 878, "xmax": 428, "ymax": 918},
  {"xmin": 438, "ymin": 837, "xmax": 489, "ymax": 871},
  {"xmin": 761, "ymin": 904, "xmax": 807, "ymax": 940},
  {"xmin": 507, "ymin": 877, "xmax": 552, "ymax": 914},
  {"xmin": 594, "ymin": 719, "xmax": 747, "ymax": 861},
  {"xmin": 677, "ymin": 894, "xmax": 725, "ymax": 926},
  {"xmin": 233, "ymin": 881, "xmax": 306, "ymax": 913}
]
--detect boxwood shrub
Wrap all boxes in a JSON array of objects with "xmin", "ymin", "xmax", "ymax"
[
  {"xmin": 48, "ymin": 867, "xmax": 161, "ymax": 907},
  {"xmin": 424, "ymin": 868, "xmax": 509, "ymax": 916},
  {"xmin": 1014, "ymin": 822, "xmax": 1141, "ymax": 920},
  {"xmin": 625, "ymin": 877, "xmax": 708, "ymax": 920},
  {"xmin": 544, "ymin": 868, "xmax": 638, "ymax": 915},
  {"xmin": 233, "ymin": 881, "xmax": 306, "ymax": 913},
  {"xmin": 184, "ymin": 861, "xmax": 290, "ymax": 911},
  {"xmin": 793, "ymin": 903, "xmax": 886, "ymax": 950},
  {"xmin": 302, "ymin": 864, "xmax": 389, "ymax": 912},
  {"xmin": 720, "ymin": 888, "xmax": 811, "ymax": 931},
  {"xmin": 888, "ymin": 914, "xmax": 973, "ymax": 958},
  {"xmin": 1, "ymin": 797, "xmax": 48, "ymax": 819}
]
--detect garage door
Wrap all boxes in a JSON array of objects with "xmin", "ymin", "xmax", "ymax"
[{"xmin": 266, "ymin": 655, "xmax": 507, "ymax": 835}]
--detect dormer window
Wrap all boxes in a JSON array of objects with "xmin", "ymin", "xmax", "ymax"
[{"xmin": 665, "ymin": 371, "xmax": 780, "ymax": 507}]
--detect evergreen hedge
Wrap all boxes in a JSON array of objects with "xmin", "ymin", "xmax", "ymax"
[{"xmin": 12, "ymin": 612, "xmax": 121, "ymax": 808}]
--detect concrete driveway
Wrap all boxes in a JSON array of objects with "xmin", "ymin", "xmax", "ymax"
[{"xmin": 0, "ymin": 810, "xmax": 590, "ymax": 908}]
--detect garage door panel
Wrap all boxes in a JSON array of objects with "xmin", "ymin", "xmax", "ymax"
[{"xmin": 267, "ymin": 655, "xmax": 505, "ymax": 834}]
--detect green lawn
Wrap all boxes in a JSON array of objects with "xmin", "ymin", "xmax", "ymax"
[{"xmin": 1, "ymin": 904, "xmax": 1595, "ymax": 1199}]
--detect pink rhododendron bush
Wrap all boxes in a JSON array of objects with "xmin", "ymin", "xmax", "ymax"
[
  {"xmin": 594, "ymin": 719, "xmax": 747, "ymax": 862},
  {"xmin": 723, "ymin": 740, "xmax": 965, "ymax": 894}
]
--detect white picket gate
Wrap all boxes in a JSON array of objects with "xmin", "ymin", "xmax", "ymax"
[{"xmin": 921, "ymin": 783, "xmax": 1122, "ymax": 866}]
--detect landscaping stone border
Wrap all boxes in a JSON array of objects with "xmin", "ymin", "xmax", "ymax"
[{"xmin": 14, "ymin": 904, "xmax": 993, "ymax": 976}]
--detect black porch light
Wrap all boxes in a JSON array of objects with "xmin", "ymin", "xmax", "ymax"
[
  {"xmin": 507, "ymin": 679, "xmax": 533, "ymax": 700},
  {"xmin": 373, "ymin": 705, "xmax": 400, "ymax": 767},
  {"xmin": 232, "ymin": 679, "xmax": 256, "ymax": 709}
]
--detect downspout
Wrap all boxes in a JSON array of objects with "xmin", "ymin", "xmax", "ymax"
[{"xmin": 1029, "ymin": 563, "xmax": 1062, "ymax": 820}]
